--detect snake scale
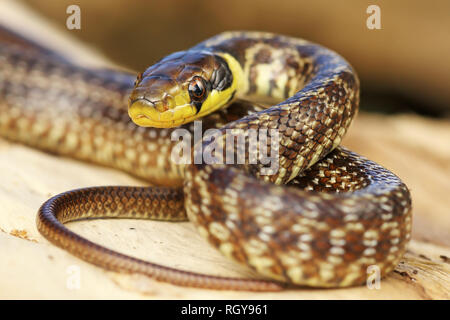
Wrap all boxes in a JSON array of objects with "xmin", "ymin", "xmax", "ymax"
[{"xmin": 0, "ymin": 28, "xmax": 412, "ymax": 291}]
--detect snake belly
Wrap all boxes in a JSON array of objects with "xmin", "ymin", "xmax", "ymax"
[{"xmin": 0, "ymin": 30, "xmax": 412, "ymax": 291}]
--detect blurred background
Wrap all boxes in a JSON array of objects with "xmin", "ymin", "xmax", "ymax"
[{"xmin": 19, "ymin": 0, "xmax": 450, "ymax": 117}]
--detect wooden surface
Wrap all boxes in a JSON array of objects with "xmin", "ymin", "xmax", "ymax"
[{"xmin": 0, "ymin": 1, "xmax": 449, "ymax": 299}]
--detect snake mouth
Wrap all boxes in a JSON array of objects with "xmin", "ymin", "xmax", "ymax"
[{"xmin": 128, "ymin": 98, "xmax": 196, "ymax": 128}]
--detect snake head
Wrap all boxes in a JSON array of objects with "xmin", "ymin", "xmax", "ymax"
[{"xmin": 128, "ymin": 50, "xmax": 239, "ymax": 128}]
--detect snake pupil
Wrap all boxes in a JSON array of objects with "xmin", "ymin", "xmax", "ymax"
[{"xmin": 188, "ymin": 76, "xmax": 207, "ymax": 101}]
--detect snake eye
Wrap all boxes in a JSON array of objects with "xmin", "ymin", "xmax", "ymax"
[{"xmin": 188, "ymin": 76, "xmax": 207, "ymax": 101}]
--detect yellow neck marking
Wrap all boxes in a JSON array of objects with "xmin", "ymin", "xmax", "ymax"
[
  {"xmin": 217, "ymin": 52, "xmax": 246, "ymax": 96},
  {"xmin": 194, "ymin": 52, "xmax": 245, "ymax": 119}
]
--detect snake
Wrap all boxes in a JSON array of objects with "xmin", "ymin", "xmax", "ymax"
[{"xmin": 0, "ymin": 28, "xmax": 412, "ymax": 291}]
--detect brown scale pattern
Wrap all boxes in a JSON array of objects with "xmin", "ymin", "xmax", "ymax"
[
  {"xmin": 186, "ymin": 147, "xmax": 411, "ymax": 286},
  {"xmin": 0, "ymin": 30, "xmax": 412, "ymax": 291},
  {"xmin": 37, "ymin": 187, "xmax": 280, "ymax": 290}
]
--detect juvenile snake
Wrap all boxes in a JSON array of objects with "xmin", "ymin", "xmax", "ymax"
[{"xmin": 0, "ymin": 28, "xmax": 412, "ymax": 291}]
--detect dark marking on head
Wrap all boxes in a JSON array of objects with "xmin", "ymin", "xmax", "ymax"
[
  {"xmin": 210, "ymin": 55, "xmax": 233, "ymax": 91},
  {"xmin": 192, "ymin": 101, "xmax": 201, "ymax": 114}
]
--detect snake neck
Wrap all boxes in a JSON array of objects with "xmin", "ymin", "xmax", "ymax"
[{"xmin": 214, "ymin": 52, "xmax": 247, "ymax": 101}]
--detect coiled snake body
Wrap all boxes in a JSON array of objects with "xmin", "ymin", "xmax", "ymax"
[{"xmin": 0, "ymin": 30, "xmax": 412, "ymax": 291}]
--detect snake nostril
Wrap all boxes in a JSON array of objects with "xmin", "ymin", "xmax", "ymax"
[
  {"xmin": 162, "ymin": 93, "xmax": 175, "ymax": 110},
  {"xmin": 128, "ymin": 98, "xmax": 161, "ymax": 125}
]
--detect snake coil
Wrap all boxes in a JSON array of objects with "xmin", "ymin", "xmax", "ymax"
[{"xmin": 0, "ymin": 30, "xmax": 412, "ymax": 291}]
